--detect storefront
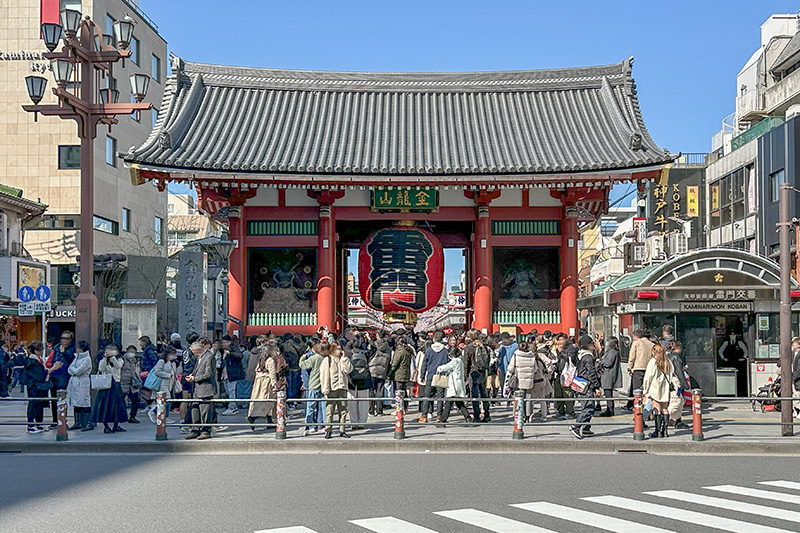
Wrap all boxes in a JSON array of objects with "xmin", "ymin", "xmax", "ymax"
[{"xmin": 579, "ymin": 248, "xmax": 796, "ymax": 396}]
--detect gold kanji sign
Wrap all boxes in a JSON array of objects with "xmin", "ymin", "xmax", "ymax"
[{"xmin": 371, "ymin": 188, "xmax": 439, "ymax": 212}]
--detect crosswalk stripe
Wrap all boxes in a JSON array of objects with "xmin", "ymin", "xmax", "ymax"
[
  {"xmin": 584, "ymin": 495, "xmax": 793, "ymax": 533},
  {"xmin": 350, "ymin": 517, "xmax": 439, "ymax": 532},
  {"xmin": 435, "ymin": 508, "xmax": 556, "ymax": 532},
  {"xmin": 646, "ymin": 489, "xmax": 800, "ymax": 524},
  {"xmin": 512, "ymin": 501, "xmax": 676, "ymax": 533},
  {"xmin": 254, "ymin": 526, "xmax": 317, "ymax": 533},
  {"xmin": 705, "ymin": 484, "xmax": 800, "ymax": 505},
  {"xmin": 761, "ymin": 481, "xmax": 800, "ymax": 492}
]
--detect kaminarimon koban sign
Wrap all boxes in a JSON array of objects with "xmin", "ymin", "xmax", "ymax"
[{"xmin": 358, "ymin": 224, "xmax": 444, "ymax": 322}]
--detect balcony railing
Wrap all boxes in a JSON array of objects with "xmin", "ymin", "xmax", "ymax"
[
  {"xmin": 248, "ymin": 312, "xmax": 318, "ymax": 326},
  {"xmin": 730, "ymin": 116, "xmax": 784, "ymax": 151},
  {"xmin": 673, "ymin": 153, "xmax": 708, "ymax": 166},
  {"xmin": 493, "ymin": 310, "xmax": 561, "ymax": 324}
]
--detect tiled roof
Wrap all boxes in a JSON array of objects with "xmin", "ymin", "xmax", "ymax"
[
  {"xmin": 0, "ymin": 183, "xmax": 47, "ymax": 213},
  {"xmin": 608, "ymin": 264, "xmax": 661, "ymax": 290},
  {"xmin": 124, "ymin": 55, "xmax": 672, "ymax": 177},
  {"xmin": 586, "ymin": 276, "xmax": 620, "ymax": 297},
  {"xmin": 772, "ymin": 32, "xmax": 800, "ymax": 72}
]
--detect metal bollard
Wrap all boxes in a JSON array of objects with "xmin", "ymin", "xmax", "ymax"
[
  {"xmin": 692, "ymin": 388, "xmax": 704, "ymax": 441},
  {"xmin": 56, "ymin": 389, "xmax": 68, "ymax": 442},
  {"xmin": 512, "ymin": 390, "xmax": 525, "ymax": 440},
  {"xmin": 633, "ymin": 388, "xmax": 644, "ymax": 441},
  {"xmin": 155, "ymin": 391, "xmax": 167, "ymax": 441},
  {"xmin": 275, "ymin": 390, "xmax": 287, "ymax": 440},
  {"xmin": 394, "ymin": 389, "xmax": 405, "ymax": 440}
]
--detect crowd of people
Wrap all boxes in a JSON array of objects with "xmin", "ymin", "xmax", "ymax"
[{"xmin": 3, "ymin": 323, "xmax": 799, "ymax": 439}]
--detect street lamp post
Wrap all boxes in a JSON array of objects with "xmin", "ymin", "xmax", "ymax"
[
  {"xmin": 22, "ymin": 10, "xmax": 152, "ymax": 352},
  {"xmin": 778, "ymin": 182, "xmax": 794, "ymax": 436},
  {"xmin": 210, "ymin": 240, "xmax": 236, "ymax": 336}
]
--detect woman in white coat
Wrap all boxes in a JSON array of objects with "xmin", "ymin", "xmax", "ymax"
[
  {"xmin": 436, "ymin": 343, "xmax": 472, "ymax": 424},
  {"xmin": 506, "ymin": 341, "xmax": 549, "ymax": 422},
  {"xmin": 66, "ymin": 340, "xmax": 93, "ymax": 431},
  {"xmin": 642, "ymin": 343, "xmax": 679, "ymax": 439}
]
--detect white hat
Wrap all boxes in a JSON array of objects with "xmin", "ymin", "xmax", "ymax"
[{"xmin": 170, "ymin": 333, "xmax": 181, "ymax": 342}]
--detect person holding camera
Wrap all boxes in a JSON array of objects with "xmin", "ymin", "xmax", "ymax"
[{"xmin": 25, "ymin": 342, "xmax": 57, "ymax": 434}]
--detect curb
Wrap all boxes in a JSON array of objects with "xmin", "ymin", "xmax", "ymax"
[{"xmin": 2, "ymin": 438, "xmax": 799, "ymax": 455}]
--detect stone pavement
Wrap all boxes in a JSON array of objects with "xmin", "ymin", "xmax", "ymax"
[{"xmin": 0, "ymin": 388, "xmax": 797, "ymax": 454}]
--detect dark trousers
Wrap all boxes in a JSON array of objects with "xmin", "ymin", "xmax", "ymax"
[
  {"xmin": 27, "ymin": 392, "xmax": 47, "ymax": 426},
  {"xmin": 191, "ymin": 396, "xmax": 213, "ymax": 435},
  {"xmin": 287, "ymin": 369, "xmax": 301, "ymax": 400},
  {"xmin": 575, "ymin": 391, "xmax": 595, "ymax": 430},
  {"xmin": 554, "ymin": 383, "xmax": 574, "ymax": 415},
  {"xmin": 603, "ymin": 388, "xmax": 615, "ymax": 413},
  {"xmin": 441, "ymin": 399, "xmax": 470, "ymax": 422},
  {"xmin": 422, "ymin": 377, "xmax": 445, "ymax": 417},
  {"xmin": 370, "ymin": 378, "xmax": 386, "ymax": 414},
  {"xmin": 626, "ymin": 370, "xmax": 646, "ymax": 407},
  {"xmin": 470, "ymin": 372, "xmax": 490, "ymax": 420},
  {"xmin": 126, "ymin": 389, "xmax": 140, "ymax": 419},
  {"xmin": 0, "ymin": 373, "xmax": 8, "ymax": 397}
]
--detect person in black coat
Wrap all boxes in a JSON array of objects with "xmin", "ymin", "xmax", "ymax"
[
  {"xmin": 598, "ymin": 337, "xmax": 621, "ymax": 417},
  {"xmin": 25, "ymin": 342, "xmax": 58, "ymax": 433}
]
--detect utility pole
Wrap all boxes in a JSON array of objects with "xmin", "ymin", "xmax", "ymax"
[{"xmin": 779, "ymin": 182, "xmax": 793, "ymax": 436}]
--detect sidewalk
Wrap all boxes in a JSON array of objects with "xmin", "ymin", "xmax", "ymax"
[{"xmin": 1, "ymin": 390, "xmax": 798, "ymax": 454}]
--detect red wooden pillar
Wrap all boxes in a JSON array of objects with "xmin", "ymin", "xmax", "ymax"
[
  {"xmin": 560, "ymin": 198, "xmax": 579, "ymax": 339},
  {"xmin": 311, "ymin": 190, "xmax": 344, "ymax": 333},
  {"xmin": 227, "ymin": 209, "xmax": 247, "ymax": 338},
  {"xmin": 469, "ymin": 190, "xmax": 500, "ymax": 334}
]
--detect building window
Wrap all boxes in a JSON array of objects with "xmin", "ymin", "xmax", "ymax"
[
  {"xmin": 105, "ymin": 136, "xmax": 117, "ymax": 167},
  {"xmin": 152, "ymin": 108, "xmax": 159, "ymax": 129},
  {"xmin": 154, "ymin": 216, "xmax": 163, "ymax": 245},
  {"xmin": 122, "ymin": 208, "xmax": 131, "ymax": 232},
  {"xmin": 167, "ymin": 203, "xmax": 174, "ymax": 214},
  {"xmin": 130, "ymin": 36, "xmax": 139, "ymax": 65},
  {"xmin": 188, "ymin": 196, "xmax": 196, "ymax": 214},
  {"xmin": 168, "ymin": 230, "xmax": 195, "ymax": 248},
  {"xmin": 60, "ymin": 1, "xmax": 81, "ymax": 10},
  {"xmin": 93, "ymin": 215, "xmax": 118, "ymax": 235},
  {"xmin": 57, "ymin": 145, "xmax": 80, "ymax": 169},
  {"xmin": 105, "ymin": 14, "xmax": 115, "ymax": 37},
  {"xmin": 151, "ymin": 54, "xmax": 161, "ymax": 83},
  {"xmin": 26, "ymin": 214, "xmax": 80, "ymax": 230},
  {"xmin": 770, "ymin": 169, "xmax": 785, "ymax": 203}
]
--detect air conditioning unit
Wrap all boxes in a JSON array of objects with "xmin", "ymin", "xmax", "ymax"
[
  {"xmin": 624, "ymin": 242, "xmax": 645, "ymax": 271},
  {"xmin": 643, "ymin": 235, "xmax": 665, "ymax": 265},
  {"xmin": 9, "ymin": 241, "xmax": 21, "ymax": 257},
  {"xmin": 667, "ymin": 232, "xmax": 688, "ymax": 257}
]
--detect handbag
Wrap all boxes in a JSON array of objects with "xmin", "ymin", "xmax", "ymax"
[
  {"xmin": 143, "ymin": 371, "xmax": 162, "ymax": 391},
  {"xmin": 431, "ymin": 372, "xmax": 449, "ymax": 389},
  {"xmin": 174, "ymin": 377, "xmax": 183, "ymax": 394},
  {"xmin": 570, "ymin": 376, "xmax": 589, "ymax": 394},
  {"xmin": 90, "ymin": 373, "xmax": 112, "ymax": 390}
]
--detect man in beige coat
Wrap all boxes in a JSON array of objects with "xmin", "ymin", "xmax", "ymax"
[{"xmin": 625, "ymin": 329, "xmax": 654, "ymax": 409}]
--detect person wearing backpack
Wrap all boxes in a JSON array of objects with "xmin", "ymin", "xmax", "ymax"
[
  {"xmin": 368, "ymin": 336, "xmax": 391, "ymax": 416},
  {"xmin": 463, "ymin": 329, "xmax": 491, "ymax": 423},
  {"xmin": 419, "ymin": 331, "xmax": 450, "ymax": 423},
  {"xmin": 569, "ymin": 335, "xmax": 601, "ymax": 440},
  {"xmin": 347, "ymin": 344, "xmax": 372, "ymax": 430}
]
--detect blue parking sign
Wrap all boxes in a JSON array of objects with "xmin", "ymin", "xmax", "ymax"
[
  {"xmin": 35, "ymin": 285, "xmax": 51, "ymax": 302},
  {"xmin": 17, "ymin": 286, "xmax": 34, "ymax": 302}
]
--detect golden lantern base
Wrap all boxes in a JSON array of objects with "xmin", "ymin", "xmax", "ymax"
[{"xmin": 384, "ymin": 311, "xmax": 418, "ymax": 325}]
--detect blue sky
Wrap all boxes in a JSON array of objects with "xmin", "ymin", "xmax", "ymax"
[{"xmin": 146, "ymin": 0, "xmax": 800, "ymax": 287}]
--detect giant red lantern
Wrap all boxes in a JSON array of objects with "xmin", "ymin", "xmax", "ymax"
[{"xmin": 358, "ymin": 225, "xmax": 444, "ymax": 314}]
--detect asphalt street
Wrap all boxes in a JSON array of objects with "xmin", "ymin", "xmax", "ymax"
[{"xmin": 0, "ymin": 452, "xmax": 799, "ymax": 532}]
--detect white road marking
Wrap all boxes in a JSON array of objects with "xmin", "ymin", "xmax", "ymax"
[
  {"xmin": 705, "ymin": 484, "xmax": 800, "ymax": 505},
  {"xmin": 761, "ymin": 481, "xmax": 800, "ymax": 491},
  {"xmin": 350, "ymin": 516, "xmax": 439, "ymax": 532},
  {"xmin": 254, "ymin": 526, "xmax": 317, "ymax": 533},
  {"xmin": 513, "ymin": 501, "xmax": 676, "ymax": 532},
  {"xmin": 435, "ymin": 508, "xmax": 556, "ymax": 532},
  {"xmin": 647, "ymin": 489, "xmax": 800, "ymax": 524},
  {"xmin": 584, "ymin": 495, "xmax": 792, "ymax": 533}
]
